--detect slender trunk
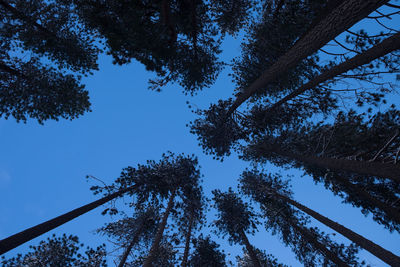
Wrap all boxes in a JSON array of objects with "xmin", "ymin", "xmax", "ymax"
[
  {"xmin": 143, "ymin": 191, "xmax": 176, "ymax": 267},
  {"xmin": 118, "ymin": 218, "xmax": 146, "ymax": 267},
  {"xmin": 292, "ymin": 223, "xmax": 350, "ymax": 267},
  {"xmin": 239, "ymin": 229, "xmax": 261, "ymax": 267},
  {"xmin": 267, "ymin": 146, "xmax": 400, "ymax": 183},
  {"xmin": 266, "ymin": 32, "xmax": 400, "ymax": 112},
  {"xmin": 277, "ymin": 193, "xmax": 400, "ymax": 266},
  {"xmin": 227, "ymin": 0, "xmax": 388, "ymax": 115},
  {"xmin": 0, "ymin": 186, "xmax": 136, "ymax": 255},
  {"xmin": 181, "ymin": 211, "xmax": 194, "ymax": 267},
  {"xmin": 336, "ymin": 176, "xmax": 400, "ymax": 225},
  {"xmin": 0, "ymin": 0, "xmax": 55, "ymax": 37}
]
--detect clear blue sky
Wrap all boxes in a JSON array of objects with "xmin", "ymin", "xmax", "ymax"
[{"xmin": 1, "ymin": 8, "xmax": 400, "ymax": 266}]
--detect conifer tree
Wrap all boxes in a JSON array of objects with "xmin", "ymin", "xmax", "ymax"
[
  {"xmin": 240, "ymin": 170, "xmax": 400, "ymax": 266},
  {"xmin": 188, "ymin": 235, "xmax": 227, "ymax": 267},
  {"xmin": 239, "ymin": 172, "xmax": 361, "ymax": 266},
  {"xmin": 212, "ymin": 188, "xmax": 263, "ymax": 267},
  {"xmin": 1, "ymin": 234, "xmax": 106, "ymax": 267},
  {"xmin": 0, "ymin": 0, "xmax": 100, "ymax": 122}
]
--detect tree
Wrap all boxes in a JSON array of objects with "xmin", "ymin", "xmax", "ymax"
[
  {"xmin": 243, "ymin": 109, "xmax": 400, "ymax": 232},
  {"xmin": 212, "ymin": 188, "xmax": 262, "ymax": 267},
  {"xmin": 236, "ymin": 247, "xmax": 288, "ymax": 267},
  {"xmin": 0, "ymin": 185, "xmax": 136, "ymax": 255},
  {"xmin": 73, "ymin": 0, "xmax": 257, "ymax": 93},
  {"xmin": 1, "ymin": 234, "xmax": 106, "ymax": 267},
  {"xmin": 188, "ymin": 235, "xmax": 227, "ymax": 267},
  {"xmin": 0, "ymin": 0, "xmax": 100, "ymax": 123},
  {"xmin": 240, "ymin": 169, "xmax": 400, "ymax": 266},
  {"xmin": 227, "ymin": 0, "xmax": 390, "ymax": 115},
  {"xmin": 239, "ymin": 171, "xmax": 361, "ymax": 266},
  {"xmin": 97, "ymin": 208, "xmax": 159, "ymax": 267}
]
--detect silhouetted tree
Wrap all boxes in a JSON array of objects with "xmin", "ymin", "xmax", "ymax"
[
  {"xmin": 236, "ymin": 247, "xmax": 288, "ymax": 267},
  {"xmin": 0, "ymin": 0, "xmax": 100, "ymax": 122},
  {"xmin": 239, "ymin": 171, "xmax": 361, "ymax": 266},
  {"xmin": 1, "ymin": 234, "xmax": 106, "ymax": 267},
  {"xmin": 188, "ymin": 235, "xmax": 227, "ymax": 267},
  {"xmin": 212, "ymin": 188, "xmax": 262, "ymax": 267},
  {"xmin": 240, "ymin": 170, "xmax": 400, "ymax": 266}
]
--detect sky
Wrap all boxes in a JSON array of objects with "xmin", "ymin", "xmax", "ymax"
[{"xmin": 1, "ymin": 5, "xmax": 400, "ymax": 267}]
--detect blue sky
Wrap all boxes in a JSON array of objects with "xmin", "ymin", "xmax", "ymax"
[{"xmin": 1, "ymin": 7, "xmax": 400, "ymax": 266}]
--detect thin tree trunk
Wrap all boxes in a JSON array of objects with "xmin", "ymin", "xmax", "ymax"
[
  {"xmin": 239, "ymin": 229, "xmax": 261, "ymax": 267},
  {"xmin": 118, "ymin": 218, "xmax": 146, "ymax": 267},
  {"xmin": 277, "ymin": 193, "xmax": 400, "ymax": 266},
  {"xmin": 335, "ymin": 175, "xmax": 400, "ymax": 225},
  {"xmin": 181, "ymin": 211, "xmax": 194, "ymax": 267},
  {"xmin": 292, "ymin": 223, "xmax": 350, "ymax": 267},
  {"xmin": 265, "ymin": 32, "xmax": 400, "ymax": 112},
  {"xmin": 266, "ymin": 146, "xmax": 400, "ymax": 183},
  {"xmin": 143, "ymin": 191, "xmax": 176, "ymax": 267},
  {"xmin": 227, "ymin": 0, "xmax": 388, "ymax": 116},
  {"xmin": 0, "ymin": 186, "xmax": 136, "ymax": 255}
]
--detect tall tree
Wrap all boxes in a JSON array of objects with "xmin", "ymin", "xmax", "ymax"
[
  {"xmin": 97, "ymin": 208, "xmax": 159, "ymax": 267},
  {"xmin": 188, "ymin": 235, "xmax": 228, "ymax": 267},
  {"xmin": 239, "ymin": 172, "xmax": 361, "ymax": 266},
  {"xmin": 0, "ymin": 0, "xmax": 100, "ymax": 123},
  {"xmin": 240, "ymin": 169, "xmax": 400, "ymax": 266},
  {"xmin": 212, "ymin": 188, "xmax": 262, "ymax": 267},
  {"xmin": 73, "ymin": 0, "xmax": 256, "ymax": 93},
  {"xmin": 1, "ymin": 234, "xmax": 107, "ymax": 267},
  {"xmin": 243, "ymin": 109, "xmax": 400, "ymax": 232},
  {"xmin": 236, "ymin": 247, "xmax": 288, "ymax": 267},
  {"xmin": 228, "ymin": 0, "xmax": 390, "ymax": 115}
]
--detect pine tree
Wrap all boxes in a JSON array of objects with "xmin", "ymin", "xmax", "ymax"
[
  {"xmin": 239, "ymin": 171, "xmax": 361, "ymax": 266},
  {"xmin": 240, "ymin": 170, "xmax": 400, "ymax": 266},
  {"xmin": 188, "ymin": 235, "xmax": 227, "ymax": 267},
  {"xmin": 0, "ymin": 0, "xmax": 100, "ymax": 123}
]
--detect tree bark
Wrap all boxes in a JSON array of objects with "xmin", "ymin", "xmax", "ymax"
[
  {"xmin": 292, "ymin": 223, "xmax": 350, "ymax": 267},
  {"xmin": 0, "ymin": 186, "xmax": 136, "ymax": 255},
  {"xmin": 277, "ymin": 193, "xmax": 400, "ymax": 266},
  {"xmin": 227, "ymin": 0, "xmax": 389, "ymax": 116},
  {"xmin": 265, "ymin": 32, "xmax": 400, "ymax": 112},
  {"xmin": 266, "ymin": 146, "xmax": 400, "ymax": 183},
  {"xmin": 117, "ymin": 218, "xmax": 146, "ymax": 267},
  {"xmin": 143, "ymin": 191, "xmax": 176, "ymax": 267},
  {"xmin": 239, "ymin": 229, "xmax": 262, "ymax": 267},
  {"xmin": 181, "ymin": 211, "xmax": 194, "ymax": 267}
]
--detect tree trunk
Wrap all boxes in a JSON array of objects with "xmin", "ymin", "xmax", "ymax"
[
  {"xmin": 267, "ymin": 146, "xmax": 400, "ymax": 183},
  {"xmin": 335, "ymin": 175, "xmax": 400, "ymax": 225},
  {"xmin": 239, "ymin": 229, "xmax": 262, "ymax": 267},
  {"xmin": 0, "ymin": 186, "xmax": 136, "ymax": 255},
  {"xmin": 277, "ymin": 193, "xmax": 400, "ymax": 266},
  {"xmin": 143, "ymin": 191, "xmax": 176, "ymax": 267},
  {"xmin": 292, "ymin": 223, "xmax": 350, "ymax": 267},
  {"xmin": 227, "ymin": 0, "xmax": 389, "ymax": 115},
  {"xmin": 265, "ymin": 32, "xmax": 400, "ymax": 112},
  {"xmin": 118, "ymin": 218, "xmax": 146, "ymax": 267},
  {"xmin": 181, "ymin": 211, "xmax": 194, "ymax": 267}
]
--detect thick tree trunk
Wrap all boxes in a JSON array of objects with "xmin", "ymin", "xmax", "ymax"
[
  {"xmin": 278, "ymin": 193, "xmax": 400, "ymax": 266},
  {"xmin": 292, "ymin": 223, "xmax": 349, "ymax": 267},
  {"xmin": 336, "ymin": 176, "xmax": 400, "ymax": 225},
  {"xmin": 227, "ymin": 0, "xmax": 389, "ymax": 115},
  {"xmin": 239, "ymin": 229, "xmax": 261, "ymax": 267},
  {"xmin": 143, "ymin": 191, "xmax": 176, "ymax": 267},
  {"xmin": 267, "ymin": 146, "xmax": 400, "ymax": 183},
  {"xmin": 0, "ymin": 186, "xmax": 136, "ymax": 255},
  {"xmin": 181, "ymin": 211, "xmax": 194, "ymax": 267},
  {"xmin": 266, "ymin": 32, "xmax": 400, "ymax": 112},
  {"xmin": 118, "ymin": 218, "xmax": 146, "ymax": 267}
]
